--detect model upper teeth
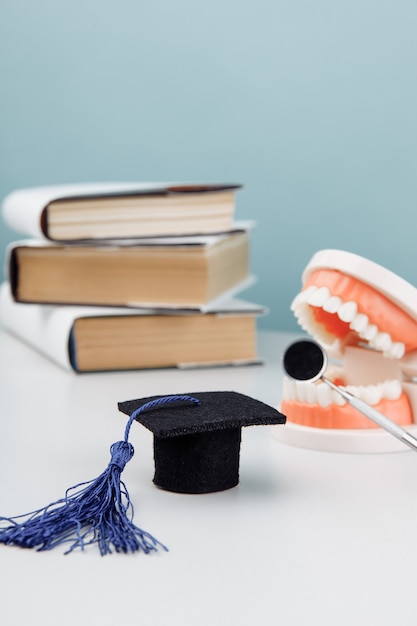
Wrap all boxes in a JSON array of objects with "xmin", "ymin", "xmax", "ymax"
[
  {"xmin": 282, "ymin": 376, "xmax": 402, "ymax": 407},
  {"xmin": 291, "ymin": 285, "xmax": 406, "ymax": 360}
]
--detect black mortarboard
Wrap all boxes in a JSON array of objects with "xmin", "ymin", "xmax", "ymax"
[
  {"xmin": 0, "ymin": 392, "xmax": 285, "ymax": 556},
  {"xmin": 118, "ymin": 391, "xmax": 286, "ymax": 494}
]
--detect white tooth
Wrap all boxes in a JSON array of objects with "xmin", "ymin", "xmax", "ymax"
[
  {"xmin": 295, "ymin": 286, "xmax": 317, "ymax": 304},
  {"xmin": 383, "ymin": 380, "xmax": 402, "ymax": 400},
  {"xmin": 350, "ymin": 312, "xmax": 369, "ymax": 333},
  {"xmin": 322, "ymin": 296, "xmax": 342, "ymax": 313},
  {"xmin": 306, "ymin": 383, "xmax": 318, "ymax": 404},
  {"xmin": 296, "ymin": 304, "xmax": 312, "ymax": 319},
  {"xmin": 373, "ymin": 332, "xmax": 392, "ymax": 352},
  {"xmin": 308, "ymin": 286, "xmax": 331, "ymax": 307},
  {"xmin": 305, "ymin": 288, "xmax": 322, "ymax": 306},
  {"xmin": 290, "ymin": 287, "xmax": 316, "ymax": 311},
  {"xmin": 317, "ymin": 382, "xmax": 333, "ymax": 407},
  {"xmin": 338, "ymin": 301, "xmax": 358, "ymax": 323},
  {"xmin": 293, "ymin": 307, "xmax": 311, "ymax": 326},
  {"xmin": 332, "ymin": 389, "xmax": 346, "ymax": 405},
  {"xmin": 284, "ymin": 377, "xmax": 296, "ymax": 401},
  {"xmin": 362, "ymin": 384, "xmax": 383, "ymax": 405},
  {"xmin": 297, "ymin": 312, "xmax": 311, "ymax": 332},
  {"xmin": 297, "ymin": 309, "xmax": 330, "ymax": 342},
  {"xmin": 345, "ymin": 385, "xmax": 359, "ymax": 397},
  {"xmin": 291, "ymin": 378, "xmax": 299, "ymax": 401},
  {"xmin": 282, "ymin": 377, "xmax": 291, "ymax": 399},
  {"xmin": 390, "ymin": 342, "xmax": 406, "ymax": 359},
  {"xmin": 290, "ymin": 292, "xmax": 306, "ymax": 311},
  {"xmin": 292, "ymin": 307, "xmax": 305, "ymax": 322},
  {"xmin": 296, "ymin": 381, "xmax": 308, "ymax": 403},
  {"xmin": 361, "ymin": 324, "xmax": 378, "ymax": 341}
]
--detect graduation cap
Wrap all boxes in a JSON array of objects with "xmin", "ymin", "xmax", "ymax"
[
  {"xmin": 119, "ymin": 391, "xmax": 286, "ymax": 494},
  {"xmin": 0, "ymin": 392, "xmax": 285, "ymax": 556}
]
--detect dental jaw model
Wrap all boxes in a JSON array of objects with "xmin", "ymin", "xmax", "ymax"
[{"xmin": 275, "ymin": 249, "xmax": 417, "ymax": 453}]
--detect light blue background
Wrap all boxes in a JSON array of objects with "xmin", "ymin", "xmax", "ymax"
[{"xmin": 1, "ymin": 0, "xmax": 416, "ymax": 331}]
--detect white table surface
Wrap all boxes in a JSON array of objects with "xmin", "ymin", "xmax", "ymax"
[{"xmin": 1, "ymin": 327, "xmax": 416, "ymax": 626}]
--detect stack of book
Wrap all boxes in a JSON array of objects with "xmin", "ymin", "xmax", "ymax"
[{"xmin": 0, "ymin": 182, "xmax": 266, "ymax": 372}]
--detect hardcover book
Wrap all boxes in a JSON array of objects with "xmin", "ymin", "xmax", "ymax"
[
  {"xmin": 2, "ymin": 182, "xmax": 242, "ymax": 241},
  {"xmin": 0, "ymin": 282, "xmax": 265, "ymax": 372},
  {"xmin": 7, "ymin": 230, "xmax": 253, "ymax": 309}
]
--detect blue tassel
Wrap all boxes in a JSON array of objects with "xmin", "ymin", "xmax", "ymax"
[{"xmin": 0, "ymin": 395, "xmax": 200, "ymax": 556}]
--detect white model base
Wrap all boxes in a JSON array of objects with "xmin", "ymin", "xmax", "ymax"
[{"xmin": 272, "ymin": 419, "xmax": 417, "ymax": 454}]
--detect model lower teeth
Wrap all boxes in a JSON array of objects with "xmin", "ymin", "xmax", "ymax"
[{"xmin": 283, "ymin": 376, "xmax": 402, "ymax": 407}]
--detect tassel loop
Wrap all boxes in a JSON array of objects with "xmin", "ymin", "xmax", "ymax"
[{"xmin": 109, "ymin": 441, "xmax": 134, "ymax": 471}]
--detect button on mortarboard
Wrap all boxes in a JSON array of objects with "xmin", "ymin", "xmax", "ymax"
[{"xmin": 118, "ymin": 391, "xmax": 286, "ymax": 494}]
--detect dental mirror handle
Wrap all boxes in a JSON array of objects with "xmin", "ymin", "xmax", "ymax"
[{"xmin": 323, "ymin": 377, "xmax": 417, "ymax": 452}]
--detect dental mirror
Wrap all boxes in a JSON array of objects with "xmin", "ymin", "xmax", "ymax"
[
  {"xmin": 283, "ymin": 339, "xmax": 327, "ymax": 383},
  {"xmin": 283, "ymin": 339, "xmax": 417, "ymax": 452}
]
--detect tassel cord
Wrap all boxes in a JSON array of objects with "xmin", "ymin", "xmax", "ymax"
[{"xmin": 123, "ymin": 395, "xmax": 201, "ymax": 442}]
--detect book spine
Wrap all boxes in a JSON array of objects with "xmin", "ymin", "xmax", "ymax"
[
  {"xmin": 0, "ymin": 282, "xmax": 74, "ymax": 371},
  {"xmin": 2, "ymin": 191, "xmax": 47, "ymax": 239}
]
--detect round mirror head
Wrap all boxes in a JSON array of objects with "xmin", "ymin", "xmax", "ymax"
[{"xmin": 283, "ymin": 339, "xmax": 327, "ymax": 382}]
